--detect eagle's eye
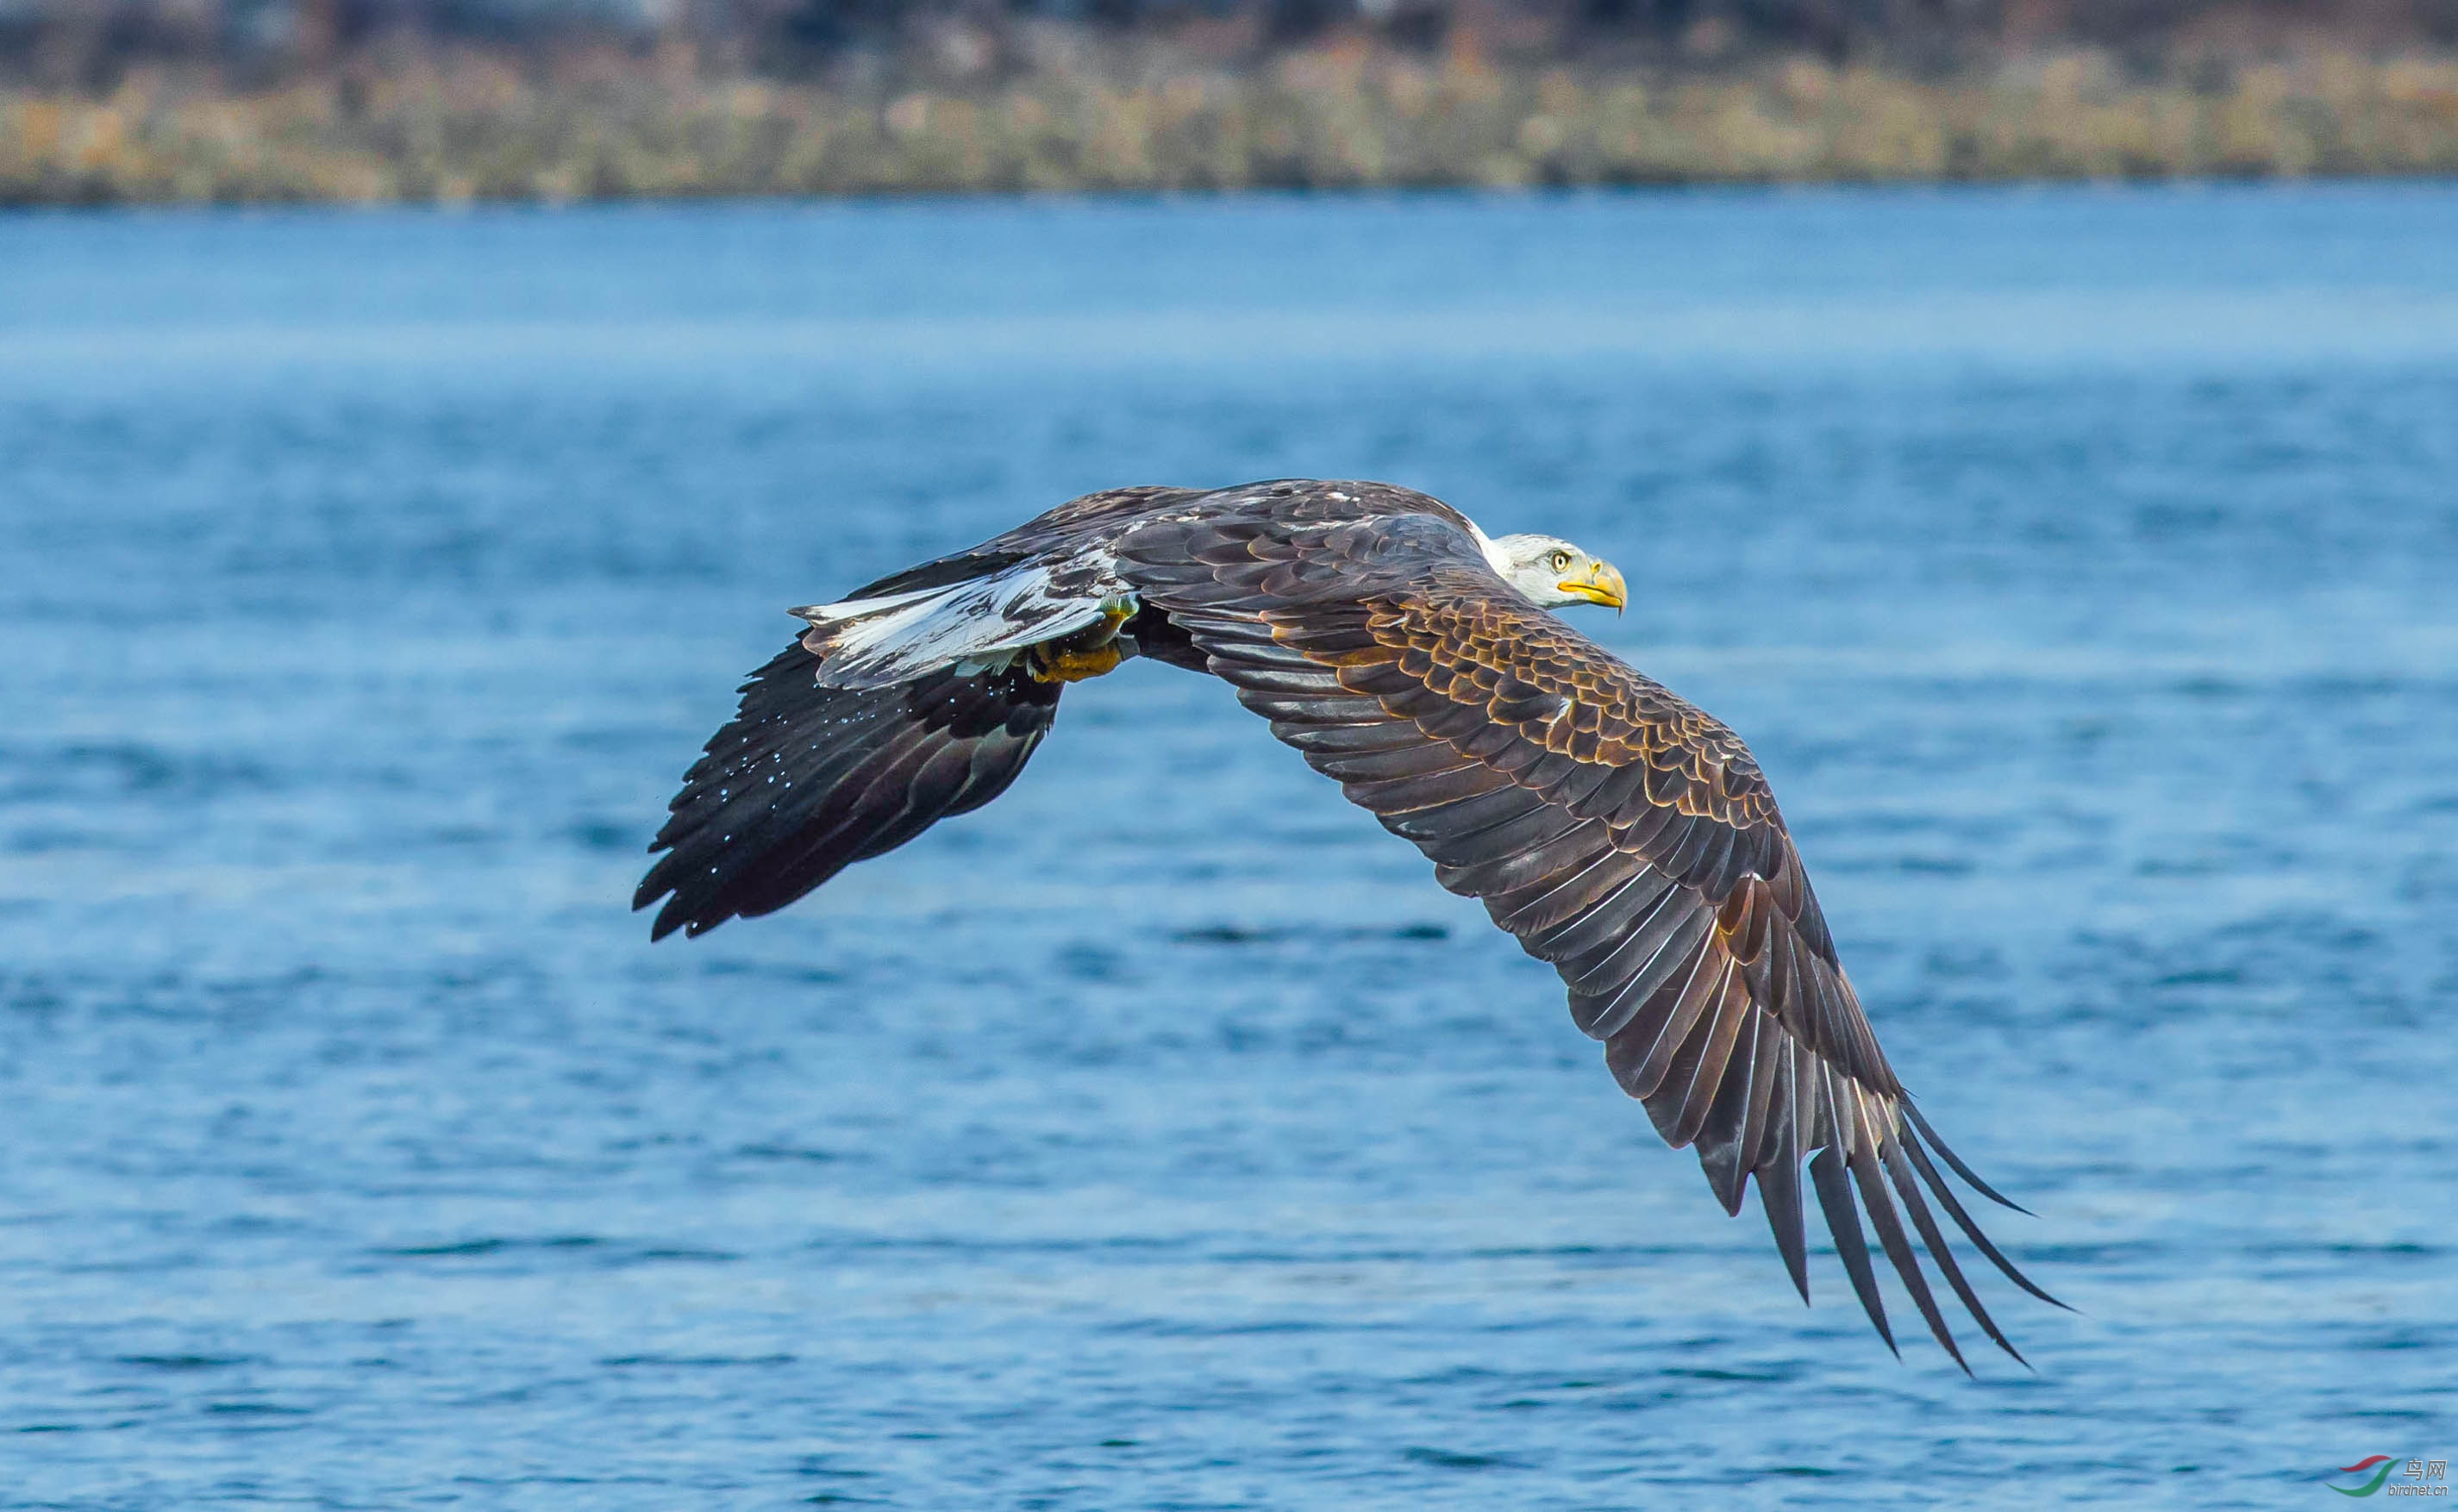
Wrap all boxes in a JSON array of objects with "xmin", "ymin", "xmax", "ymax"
[{"xmin": 1549, "ymin": 549, "xmax": 1572, "ymax": 572}]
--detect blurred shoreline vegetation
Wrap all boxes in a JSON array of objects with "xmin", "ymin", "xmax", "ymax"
[{"xmin": 4, "ymin": 1, "xmax": 2457, "ymax": 201}]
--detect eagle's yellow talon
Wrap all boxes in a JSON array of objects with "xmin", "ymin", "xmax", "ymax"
[
  {"xmin": 1027, "ymin": 600, "xmax": 1136, "ymax": 683},
  {"xmin": 1029, "ymin": 643, "xmax": 1124, "ymax": 684}
]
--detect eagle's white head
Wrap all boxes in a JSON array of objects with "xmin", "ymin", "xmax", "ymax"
[{"xmin": 1482, "ymin": 531, "xmax": 1628, "ymax": 613}]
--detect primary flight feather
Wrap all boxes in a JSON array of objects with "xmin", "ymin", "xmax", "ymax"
[{"xmin": 636, "ymin": 478, "xmax": 2058, "ymax": 1368}]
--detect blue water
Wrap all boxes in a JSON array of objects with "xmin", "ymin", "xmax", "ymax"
[{"xmin": 3, "ymin": 186, "xmax": 2456, "ymax": 1509}]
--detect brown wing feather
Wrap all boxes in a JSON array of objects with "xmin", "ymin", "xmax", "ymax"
[
  {"xmin": 1116, "ymin": 490, "xmax": 2057, "ymax": 1367},
  {"xmin": 634, "ymin": 642, "xmax": 1060, "ymax": 940}
]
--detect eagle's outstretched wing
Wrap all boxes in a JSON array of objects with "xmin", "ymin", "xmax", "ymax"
[
  {"xmin": 634, "ymin": 486, "xmax": 1202, "ymax": 934},
  {"xmin": 635, "ymin": 643, "xmax": 1060, "ymax": 940},
  {"xmin": 1111, "ymin": 487, "xmax": 2059, "ymax": 1368}
]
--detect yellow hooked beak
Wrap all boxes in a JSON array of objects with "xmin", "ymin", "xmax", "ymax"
[{"xmin": 1555, "ymin": 559, "xmax": 1628, "ymax": 614}]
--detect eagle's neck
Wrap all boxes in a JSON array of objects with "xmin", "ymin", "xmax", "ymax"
[{"xmin": 1465, "ymin": 521, "xmax": 1515, "ymax": 580}]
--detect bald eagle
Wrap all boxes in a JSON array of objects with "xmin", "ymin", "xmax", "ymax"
[{"xmin": 637, "ymin": 479, "xmax": 2057, "ymax": 1367}]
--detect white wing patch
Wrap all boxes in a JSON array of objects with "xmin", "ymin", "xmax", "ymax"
[
  {"xmin": 790, "ymin": 584, "xmax": 944, "ymax": 623},
  {"xmin": 791, "ymin": 558, "xmax": 1117, "ymax": 690}
]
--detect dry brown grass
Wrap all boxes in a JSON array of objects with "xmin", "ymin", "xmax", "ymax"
[{"xmin": 7, "ymin": 45, "xmax": 2458, "ymax": 203}]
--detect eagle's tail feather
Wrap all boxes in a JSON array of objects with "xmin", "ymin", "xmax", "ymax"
[{"xmin": 791, "ymin": 557, "xmax": 1117, "ymax": 690}]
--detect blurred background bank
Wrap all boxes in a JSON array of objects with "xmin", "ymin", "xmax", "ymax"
[{"xmin": 3, "ymin": 0, "xmax": 2457, "ymax": 200}]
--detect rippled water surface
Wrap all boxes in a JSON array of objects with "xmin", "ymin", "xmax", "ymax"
[{"xmin": 4, "ymin": 187, "xmax": 2457, "ymax": 1509}]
